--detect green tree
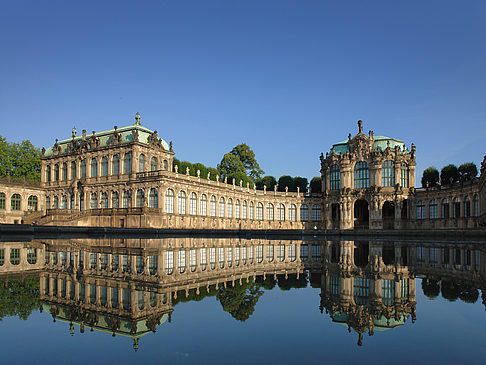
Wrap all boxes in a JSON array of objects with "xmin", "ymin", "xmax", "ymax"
[
  {"xmin": 277, "ymin": 175, "xmax": 295, "ymax": 192},
  {"xmin": 0, "ymin": 277, "xmax": 40, "ymax": 321},
  {"xmin": 192, "ymin": 163, "xmax": 208, "ymax": 179},
  {"xmin": 172, "ymin": 158, "xmax": 181, "ymax": 173},
  {"xmin": 217, "ymin": 280, "xmax": 263, "ymax": 322},
  {"xmin": 179, "ymin": 161, "xmax": 195, "ymax": 176},
  {"xmin": 218, "ymin": 153, "xmax": 246, "ymax": 180},
  {"xmin": 207, "ymin": 167, "xmax": 219, "ymax": 181},
  {"xmin": 458, "ymin": 162, "xmax": 478, "ymax": 181},
  {"xmin": 293, "ymin": 176, "xmax": 308, "ymax": 193},
  {"xmin": 229, "ymin": 144, "xmax": 264, "ymax": 180},
  {"xmin": 255, "ymin": 176, "xmax": 277, "ymax": 190},
  {"xmin": 421, "ymin": 278, "xmax": 440, "ymax": 299},
  {"xmin": 421, "ymin": 166, "xmax": 439, "ymax": 187},
  {"xmin": 0, "ymin": 136, "xmax": 41, "ymax": 182},
  {"xmin": 310, "ymin": 177, "xmax": 322, "ymax": 193},
  {"xmin": 440, "ymin": 164, "xmax": 459, "ymax": 185}
]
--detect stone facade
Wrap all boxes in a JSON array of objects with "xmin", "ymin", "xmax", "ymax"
[
  {"xmin": 320, "ymin": 120, "xmax": 416, "ymax": 229},
  {"xmin": 0, "ymin": 178, "xmax": 45, "ymax": 224},
  {"xmin": 1, "ymin": 115, "xmax": 485, "ymax": 230}
]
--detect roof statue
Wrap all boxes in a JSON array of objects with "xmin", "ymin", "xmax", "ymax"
[
  {"xmin": 135, "ymin": 112, "xmax": 141, "ymax": 126},
  {"xmin": 72, "ymin": 126, "xmax": 77, "ymax": 138},
  {"xmin": 358, "ymin": 120, "xmax": 363, "ymax": 134}
]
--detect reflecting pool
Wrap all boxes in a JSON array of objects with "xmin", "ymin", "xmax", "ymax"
[{"xmin": 1, "ymin": 237, "xmax": 486, "ymax": 364}]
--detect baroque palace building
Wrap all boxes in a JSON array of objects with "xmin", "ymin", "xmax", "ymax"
[{"xmin": 0, "ymin": 114, "xmax": 485, "ymax": 229}]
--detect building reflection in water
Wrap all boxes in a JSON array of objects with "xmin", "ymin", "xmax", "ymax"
[{"xmin": 0, "ymin": 237, "xmax": 485, "ymax": 349}]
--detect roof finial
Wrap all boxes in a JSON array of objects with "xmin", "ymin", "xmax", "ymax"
[
  {"xmin": 135, "ymin": 112, "xmax": 141, "ymax": 126},
  {"xmin": 358, "ymin": 120, "xmax": 363, "ymax": 134}
]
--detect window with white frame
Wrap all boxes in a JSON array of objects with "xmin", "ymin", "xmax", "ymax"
[
  {"xmin": 267, "ymin": 203, "xmax": 274, "ymax": 221},
  {"xmin": 289, "ymin": 204, "xmax": 297, "ymax": 221},
  {"xmin": 190, "ymin": 192, "xmax": 197, "ymax": 215},
  {"xmin": 200, "ymin": 194, "xmax": 207, "ymax": 216},
  {"xmin": 178, "ymin": 191, "xmax": 186, "ymax": 215},
  {"xmin": 219, "ymin": 197, "xmax": 225, "ymax": 218},
  {"xmin": 210, "ymin": 196, "xmax": 216, "ymax": 217}
]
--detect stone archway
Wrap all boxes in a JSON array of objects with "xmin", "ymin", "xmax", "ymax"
[
  {"xmin": 382, "ymin": 201, "xmax": 395, "ymax": 229},
  {"xmin": 354, "ymin": 199, "xmax": 369, "ymax": 229}
]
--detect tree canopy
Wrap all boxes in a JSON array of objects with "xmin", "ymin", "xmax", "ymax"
[
  {"xmin": 458, "ymin": 162, "xmax": 478, "ymax": 181},
  {"xmin": 216, "ymin": 279, "xmax": 263, "ymax": 322},
  {"xmin": 229, "ymin": 144, "xmax": 264, "ymax": 180},
  {"xmin": 440, "ymin": 164, "xmax": 459, "ymax": 185},
  {"xmin": 255, "ymin": 176, "xmax": 277, "ymax": 190},
  {"xmin": 421, "ymin": 167, "xmax": 439, "ymax": 187},
  {"xmin": 0, "ymin": 136, "xmax": 41, "ymax": 182},
  {"xmin": 0, "ymin": 277, "xmax": 40, "ymax": 321},
  {"xmin": 310, "ymin": 177, "xmax": 322, "ymax": 193}
]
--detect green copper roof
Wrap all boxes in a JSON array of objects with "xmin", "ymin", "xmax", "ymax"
[
  {"xmin": 331, "ymin": 135, "xmax": 406, "ymax": 154},
  {"xmin": 44, "ymin": 117, "xmax": 169, "ymax": 157}
]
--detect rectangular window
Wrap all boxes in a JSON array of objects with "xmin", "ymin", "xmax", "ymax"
[
  {"xmin": 288, "ymin": 244, "xmax": 296, "ymax": 262},
  {"xmin": 256, "ymin": 245, "xmax": 263, "ymax": 263},
  {"xmin": 10, "ymin": 248, "xmax": 20, "ymax": 265},
  {"xmin": 241, "ymin": 246, "xmax": 247, "ymax": 264},
  {"xmin": 417, "ymin": 247, "xmax": 425, "ymax": 264},
  {"xmin": 200, "ymin": 248, "xmax": 207, "ymax": 270},
  {"xmin": 266, "ymin": 245, "xmax": 274, "ymax": 262},
  {"xmin": 189, "ymin": 249, "xmax": 196, "ymax": 272},
  {"xmin": 218, "ymin": 247, "xmax": 224, "ymax": 268},
  {"xmin": 300, "ymin": 245, "xmax": 308, "ymax": 261},
  {"xmin": 210, "ymin": 248, "xmax": 216, "ymax": 269},
  {"xmin": 312, "ymin": 244, "xmax": 321, "ymax": 260},
  {"xmin": 277, "ymin": 245, "xmax": 285, "ymax": 262},
  {"xmin": 429, "ymin": 248, "xmax": 438, "ymax": 264},
  {"xmin": 0, "ymin": 249, "xmax": 4, "ymax": 266},
  {"xmin": 178, "ymin": 249, "xmax": 186, "ymax": 273},
  {"xmin": 165, "ymin": 250, "xmax": 174, "ymax": 274}
]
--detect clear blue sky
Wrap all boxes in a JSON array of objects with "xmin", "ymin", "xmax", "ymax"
[{"xmin": 1, "ymin": 0, "xmax": 485, "ymax": 183}]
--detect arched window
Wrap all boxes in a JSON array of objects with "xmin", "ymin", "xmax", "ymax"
[
  {"xmin": 112, "ymin": 155, "xmax": 120, "ymax": 175},
  {"xmin": 249, "ymin": 202, "xmax": 254, "ymax": 220},
  {"xmin": 151, "ymin": 157, "xmax": 158, "ymax": 171},
  {"xmin": 123, "ymin": 190, "xmax": 131, "ymax": 208},
  {"xmin": 27, "ymin": 196, "xmax": 38, "ymax": 211},
  {"xmin": 473, "ymin": 195, "xmax": 479, "ymax": 217},
  {"xmin": 416, "ymin": 201, "xmax": 425, "ymax": 219},
  {"xmin": 139, "ymin": 154, "xmax": 145, "ymax": 172},
  {"xmin": 70, "ymin": 161, "xmax": 76, "ymax": 179},
  {"xmin": 200, "ymin": 194, "xmax": 207, "ymax": 216},
  {"xmin": 441, "ymin": 199, "xmax": 450, "ymax": 219},
  {"xmin": 136, "ymin": 189, "xmax": 144, "ymax": 207},
  {"xmin": 178, "ymin": 191, "xmax": 186, "ymax": 215},
  {"xmin": 277, "ymin": 204, "xmax": 285, "ymax": 221},
  {"xmin": 256, "ymin": 202, "xmax": 263, "ymax": 220},
  {"xmin": 91, "ymin": 158, "xmax": 98, "ymax": 177},
  {"xmin": 401, "ymin": 163, "xmax": 409, "ymax": 188},
  {"xmin": 149, "ymin": 188, "xmax": 158, "ymax": 208},
  {"xmin": 300, "ymin": 204, "xmax": 309, "ymax": 221},
  {"xmin": 382, "ymin": 160, "xmax": 395, "ymax": 187},
  {"xmin": 210, "ymin": 196, "xmax": 216, "ymax": 217},
  {"xmin": 81, "ymin": 160, "xmax": 87, "ymax": 178},
  {"xmin": 61, "ymin": 195, "xmax": 67, "ymax": 209},
  {"xmin": 0, "ymin": 192, "xmax": 6, "ymax": 210},
  {"xmin": 312, "ymin": 204, "xmax": 321, "ymax": 221},
  {"xmin": 112, "ymin": 191, "xmax": 119, "ymax": 208},
  {"xmin": 53, "ymin": 196, "xmax": 59, "ymax": 209},
  {"xmin": 54, "ymin": 164, "xmax": 59, "ymax": 181},
  {"xmin": 464, "ymin": 196, "xmax": 471, "ymax": 217},
  {"xmin": 242, "ymin": 200, "xmax": 247, "ymax": 219},
  {"xmin": 46, "ymin": 165, "xmax": 51, "ymax": 182},
  {"xmin": 165, "ymin": 189, "xmax": 174, "ymax": 213},
  {"xmin": 354, "ymin": 161, "xmax": 369, "ymax": 188},
  {"xmin": 101, "ymin": 192, "xmax": 108, "ymax": 208},
  {"xmin": 227, "ymin": 198, "xmax": 233, "ymax": 218},
  {"xmin": 124, "ymin": 153, "xmax": 132, "ymax": 174},
  {"xmin": 190, "ymin": 192, "xmax": 197, "ymax": 215},
  {"xmin": 289, "ymin": 204, "xmax": 297, "ymax": 221},
  {"xmin": 90, "ymin": 193, "xmax": 97, "ymax": 209},
  {"xmin": 429, "ymin": 200, "xmax": 438, "ymax": 219},
  {"xmin": 330, "ymin": 164, "xmax": 340, "ymax": 190},
  {"xmin": 163, "ymin": 160, "xmax": 168, "ymax": 170},
  {"xmin": 62, "ymin": 162, "xmax": 67, "ymax": 181},
  {"xmin": 235, "ymin": 200, "xmax": 240, "ymax": 219},
  {"xmin": 11, "ymin": 194, "xmax": 21, "ymax": 211},
  {"xmin": 101, "ymin": 157, "xmax": 108, "ymax": 176},
  {"xmin": 219, "ymin": 197, "xmax": 225, "ymax": 218},
  {"xmin": 45, "ymin": 196, "xmax": 50, "ymax": 209},
  {"xmin": 70, "ymin": 194, "xmax": 74, "ymax": 209},
  {"xmin": 266, "ymin": 203, "xmax": 274, "ymax": 221},
  {"xmin": 453, "ymin": 198, "xmax": 461, "ymax": 218}
]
